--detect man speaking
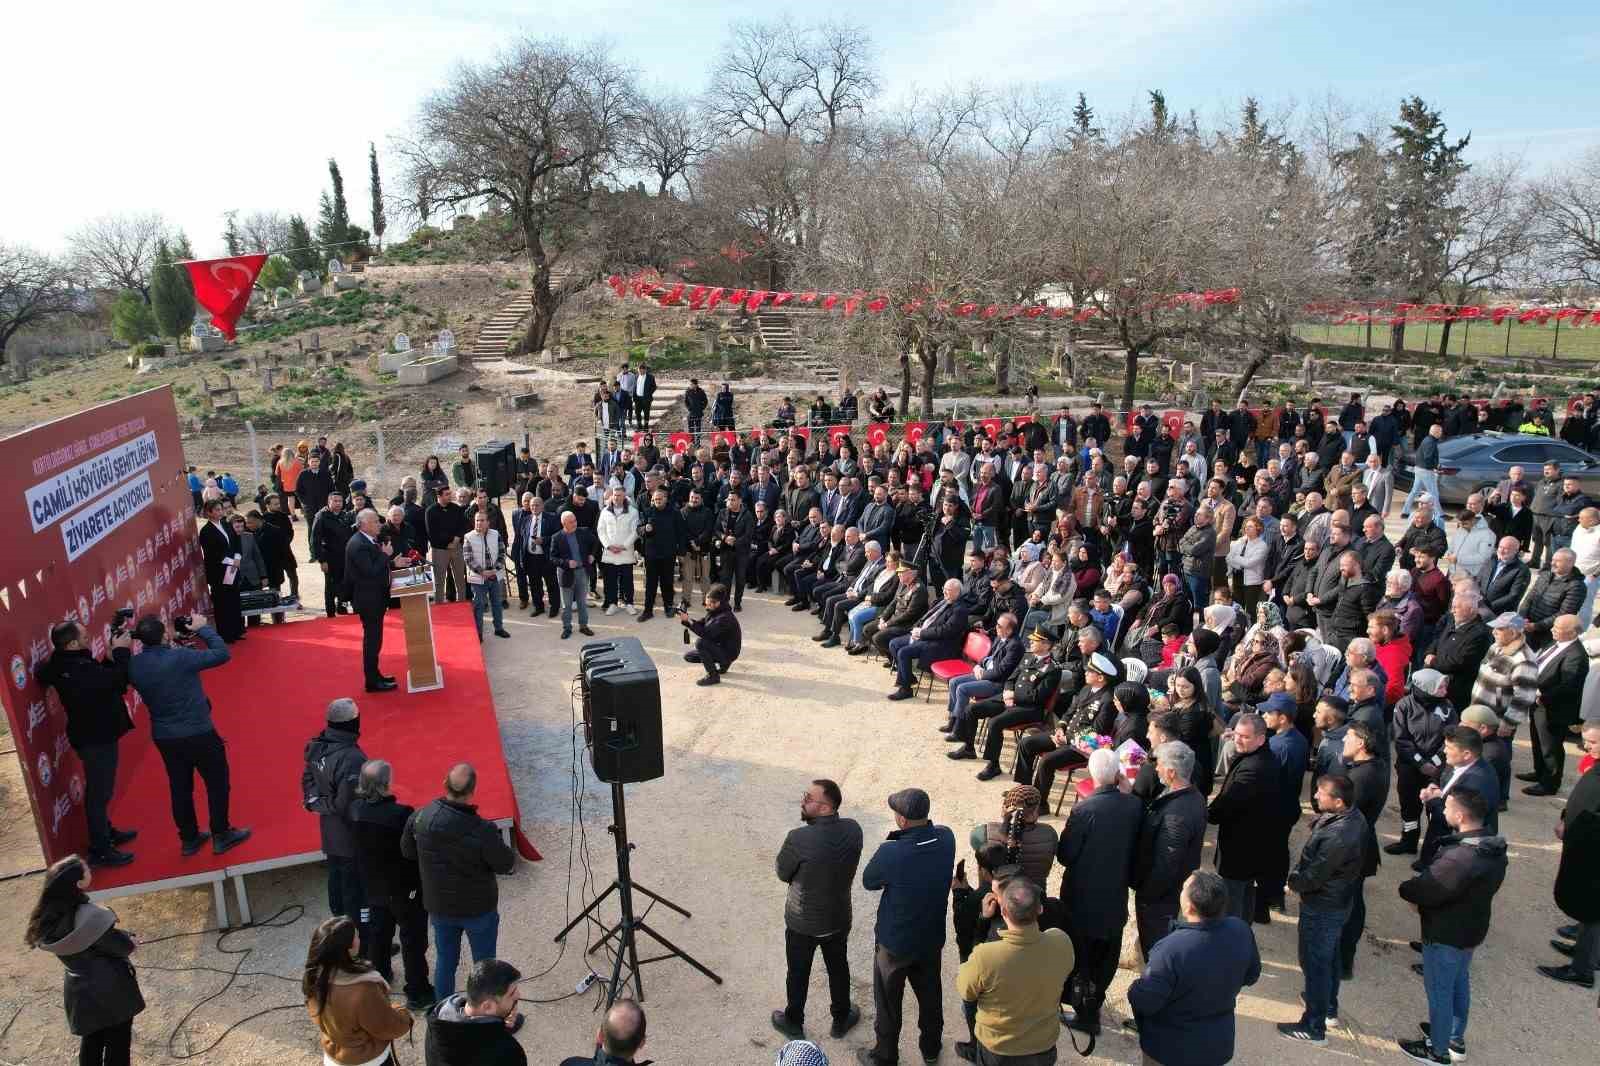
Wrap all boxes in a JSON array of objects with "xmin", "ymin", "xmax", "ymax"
[{"xmin": 346, "ymin": 508, "xmax": 396, "ymax": 692}]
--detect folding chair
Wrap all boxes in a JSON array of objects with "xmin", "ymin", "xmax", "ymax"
[{"xmin": 922, "ymin": 630, "xmax": 991, "ymax": 703}]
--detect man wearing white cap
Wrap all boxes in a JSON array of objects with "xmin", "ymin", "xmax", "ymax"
[
  {"xmin": 1012, "ymin": 652, "xmax": 1118, "ymax": 798},
  {"xmin": 1469, "ymin": 615, "xmax": 1539, "ymax": 794}
]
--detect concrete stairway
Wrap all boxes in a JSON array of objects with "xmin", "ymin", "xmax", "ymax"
[
  {"xmin": 757, "ymin": 311, "xmax": 838, "ymax": 384},
  {"xmin": 470, "ymin": 293, "xmax": 533, "ymax": 361}
]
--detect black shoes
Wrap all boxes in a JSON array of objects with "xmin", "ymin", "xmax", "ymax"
[
  {"xmin": 770, "ymin": 1010, "xmax": 804, "ymax": 1040},
  {"xmin": 1551, "ymin": 938, "xmax": 1575, "ymax": 957},
  {"xmin": 1536, "ymin": 964, "xmax": 1594, "ymax": 988},
  {"xmin": 493, "ymin": 629, "xmax": 511, "ymax": 638},
  {"xmin": 87, "ymin": 848, "xmax": 134, "ymax": 868},
  {"xmin": 830, "ymin": 1005, "xmax": 862, "ymax": 1039},
  {"xmin": 1417, "ymin": 1022, "xmax": 1466, "ymax": 1061},
  {"xmin": 637, "ymin": 611, "xmax": 653, "ymax": 622},
  {"xmin": 947, "ymin": 745, "xmax": 977, "ymax": 760},
  {"xmin": 213, "ymin": 827, "xmax": 252, "ymax": 855},
  {"xmin": 820, "ymin": 637, "xmax": 841, "ymax": 648},
  {"xmin": 180, "ymin": 832, "xmax": 212, "ymax": 857},
  {"xmin": 1523, "ymin": 783, "xmax": 1558, "ymax": 796},
  {"xmin": 976, "ymin": 763, "xmax": 1003, "ymax": 781},
  {"xmin": 887, "ymin": 687, "xmax": 913, "ymax": 701},
  {"xmin": 561, "ymin": 629, "xmax": 572, "ymax": 639},
  {"xmin": 1558, "ymin": 922, "xmax": 1580, "ymax": 940},
  {"xmin": 366, "ymin": 678, "xmax": 398, "ymax": 692},
  {"xmin": 380, "ymin": 674, "xmax": 397, "ymax": 684},
  {"xmin": 696, "ymin": 673, "xmax": 721, "ymax": 686},
  {"xmin": 1385, "ymin": 831, "xmax": 1420, "ymax": 855},
  {"xmin": 1515, "ymin": 770, "xmax": 1541, "ymax": 782},
  {"xmin": 812, "ymin": 632, "xmax": 831, "ymax": 642},
  {"xmin": 684, "ymin": 650, "xmax": 702, "ymax": 663},
  {"xmin": 846, "ymin": 643, "xmax": 867, "ymax": 655},
  {"xmin": 579, "ymin": 626, "xmax": 595, "ymax": 636},
  {"xmin": 1399, "ymin": 1037, "xmax": 1452, "ymax": 1064},
  {"xmin": 110, "ymin": 827, "xmax": 138, "ymax": 846}
]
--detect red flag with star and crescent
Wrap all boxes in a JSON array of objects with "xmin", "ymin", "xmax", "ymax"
[{"xmin": 181, "ymin": 254, "xmax": 268, "ymax": 339}]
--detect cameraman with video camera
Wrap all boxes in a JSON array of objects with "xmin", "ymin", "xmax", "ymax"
[
  {"xmin": 36, "ymin": 613, "xmax": 140, "ymax": 867},
  {"xmin": 127, "ymin": 614, "xmax": 252, "ymax": 857}
]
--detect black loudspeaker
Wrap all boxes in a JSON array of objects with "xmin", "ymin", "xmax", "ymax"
[
  {"xmin": 475, "ymin": 440, "xmax": 516, "ymax": 497},
  {"xmin": 579, "ymin": 637, "xmax": 663, "ymax": 783}
]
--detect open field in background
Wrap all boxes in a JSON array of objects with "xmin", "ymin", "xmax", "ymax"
[{"xmin": 1294, "ymin": 319, "xmax": 1600, "ymax": 361}]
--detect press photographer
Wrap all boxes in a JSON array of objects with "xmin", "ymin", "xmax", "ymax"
[
  {"xmin": 679, "ymin": 583, "xmax": 742, "ymax": 686},
  {"xmin": 36, "ymin": 614, "xmax": 140, "ymax": 868},
  {"xmin": 126, "ymin": 614, "xmax": 252, "ymax": 857}
]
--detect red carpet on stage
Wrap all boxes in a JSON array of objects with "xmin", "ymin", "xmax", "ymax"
[{"xmin": 91, "ymin": 603, "xmax": 518, "ymax": 891}]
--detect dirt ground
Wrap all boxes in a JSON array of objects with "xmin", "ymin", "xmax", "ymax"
[{"xmin": 0, "ymin": 418, "xmax": 1594, "ymax": 1066}]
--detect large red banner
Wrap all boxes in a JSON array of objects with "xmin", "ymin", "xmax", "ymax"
[{"xmin": 0, "ymin": 387, "xmax": 205, "ymax": 865}]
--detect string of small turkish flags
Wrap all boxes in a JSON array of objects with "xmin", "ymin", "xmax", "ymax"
[
  {"xmin": 605, "ymin": 272, "xmax": 1242, "ymax": 321},
  {"xmin": 1305, "ymin": 300, "xmax": 1600, "ymax": 326}
]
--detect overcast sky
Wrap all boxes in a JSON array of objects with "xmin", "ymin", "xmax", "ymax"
[{"xmin": 6, "ymin": 0, "xmax": 1596, "ymax": 258}]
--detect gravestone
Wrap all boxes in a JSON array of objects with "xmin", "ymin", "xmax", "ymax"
[
  {"xmin": 297, "ymin": 270, "xmax": 322, "ymax": 296},
  {"xmin": 332, "ymin": 273, "xmax": 361, "ymax": 291},
  {"xmin": 702, "ymin": 331, "xmax": 716, "ymax": 356},
  {"xmin": 720, "ymin": 350, "xmax": 730, "ymax": 376},
  {"xmin": 557, "ymin": 344, "xmax": 571, "ymax": 362},
  {"xmin": 190, "ymin": 320, "xmax": 226, "ymax": 353},
  {"xmin": 393, "ymin": 332, "xmax": 411, "ymax": 353},
  {"xmin": 624, "ymin": 316, "xmax": 642, "ymax": 341},
  {"xmin": 1301, "ymin": 352, "xmax": 1315, "ymax": 389},
  {"xmin": 308, "ymin": 332, "xmax": 321, "ymax": 351},
  {"xmin": 260, "ymin": 368, "xmax": 276, "ymax": 393},
  {"xmin": 273, "ymin": 287, "xmax": 295, "ymax": 309},
  {"xmin": 647, "ymin": 339, "xmax": 663, "ymax": 360},
  {"xmin": 547, "ymin": 325, "xmax": 561, "ymax": 346},
  {"xmin": 436, "ymin": 328, "xmax": 456, "ymax": 353},
  {"xmin": 327, "ymin": 258, "xmax": 345, "ymax": 275}
]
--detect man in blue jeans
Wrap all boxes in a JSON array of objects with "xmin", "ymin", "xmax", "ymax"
[
  {"xmin": 1396, "ymin": 788, "xmax": 1508, "ymax": 1064},
  {"xmin": 1278, "ymin": 775, "xmax": 1367, "ymax": 1046},
  {"xmin": 1401, "ymin": 423, "xmax": 1444, "ymax": 519},
  {"xmin": 402, "ymin": 762, "xmax": 516, "ymax": 1002}
]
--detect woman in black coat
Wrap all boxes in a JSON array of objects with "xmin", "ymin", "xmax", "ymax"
[
  {"xmin": 1164, "ymin": 666, "xmax": 1220, "ymax": 796},
  {"xmin": 27, "ymin": 855, "xmax": 144, "ymax": 1065}
]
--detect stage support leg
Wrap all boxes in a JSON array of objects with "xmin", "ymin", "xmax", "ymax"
[
  {"xmin": 212, "ymin": 880, "xmax": 231, "ymax": 929},
  {"xmin": 233, "ymin": 874, "xmax": 253, "ymax": 926}
]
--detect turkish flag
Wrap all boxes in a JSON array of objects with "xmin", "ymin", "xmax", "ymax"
[
  {"xmin": 632, "ymin": 432, "xmax": 647, "ymax": 449},
  {"xmin": 904, "ymin": 422, "xmax": 928, "ymax": 446},
  {"xmin": 866, "ymin": 422, "xmax": 890, "ymax": 447},
  {"xmin": 711, "ymin": 430, "xmax": 737, "ymax": 448},
  {"xmin": 181, "ymin": 254, "xmax": 267, "ymax": 339},
  {"xmin": 948, "ymin": 420, "xmax": 967, "ymax": 434},
  {"xmin": 979, "ymin": 418, "xmax": 1003, "ymax": 441},
  {"xmin": 827, "ymin": 424, "xmax": 852, "ymax": 447},
  {"xmin": 668, "ymin": 432, "xmax": 693, "ymax": 454},
  {"xmin": 1013, "ymin": 415, "xmax": 1035, "ymax": 427},
  {"xmin": 790, "ymin": 426, "xmax": 812, "ymax": 444}
]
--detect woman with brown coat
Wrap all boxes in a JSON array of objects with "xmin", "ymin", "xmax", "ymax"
[{"xmin": 304, "ymin": 916, "xmax": 413, "ymax": 1066}]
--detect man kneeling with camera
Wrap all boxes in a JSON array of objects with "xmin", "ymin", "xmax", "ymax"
[{"xmin": 679, "ymin": 583, "xmax": 742, "ymax": 687}]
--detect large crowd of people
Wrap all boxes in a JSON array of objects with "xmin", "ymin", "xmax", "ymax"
[{"xmin": 32, "ymin": 386, "xmax": 1600, "ymax": 1065}]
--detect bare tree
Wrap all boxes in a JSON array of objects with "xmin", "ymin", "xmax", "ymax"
[
  {"xmin": 1433, "ymin": 158, "xmax": 1537, "ymax": 354},
  {"xmin": 66, "ymin": 211, "xmax": 172, "ymax": 301},
  {"xmin": 1531, "ymin": 145, "xmax": 1600, "ymax": 288},
  {"xmin": 627, "ymin": 93, "xmax": 718, "ymax": 196},
  {"xmin": 237, "ymin": 210, "xmax": 293, "ymax": 255},
  {"xmin": 0, "ymin": 243, "xmax": 79, "ymax": 367},
  {"xmin": 399, "ymin": 37, "xmax": 637, "ymax": 353}
]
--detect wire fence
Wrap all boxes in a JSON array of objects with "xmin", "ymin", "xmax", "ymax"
[
  {"xmin": 179, "ymin": 419, "xmax": 538, "ymax": 500},
  {"xmin": 1293, "ymin": 319, "xmax": 1600, "ymax": 362}
]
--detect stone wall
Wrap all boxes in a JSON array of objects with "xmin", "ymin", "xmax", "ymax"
[{"xmin": 363, "ymin": 262, "xmax": 525, "ymax": 284}]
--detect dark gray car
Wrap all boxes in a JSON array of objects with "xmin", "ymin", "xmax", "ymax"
[{"xmin": 1396, "ymin": 432, "xmax": 1600, "ymax": 506}]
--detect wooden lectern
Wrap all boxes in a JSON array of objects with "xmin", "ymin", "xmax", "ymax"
[{"xmin": 390, "ymin": 566, "xmax": 442, "ymax": 693}]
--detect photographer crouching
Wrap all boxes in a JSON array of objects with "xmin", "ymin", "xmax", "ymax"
[
  {"xmin": 678, "ymin": 583, "xmax": 741, "ymax": 687},
  {"xmin": 126, "ymin": 614, "xmax": 252, "ymax": 857},
  {"xmin": 36, "ymin": 615, "xmax": 140, "ymax": 867}
]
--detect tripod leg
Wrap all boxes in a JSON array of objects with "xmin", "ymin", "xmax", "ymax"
[
  {"xmin": 627, "ymin": 880, "xmax": 693, "ymax": 919},
  {"xmin": 554, "ymin": 881, "xmax": 618, "ymax": 943},
  {"xmin": 635, "ymin": 920, "xmax": 724, "ymax": 985}
]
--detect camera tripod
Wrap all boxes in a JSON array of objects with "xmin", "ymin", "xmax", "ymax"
[{"xmin": 554, "ymin": 779, "xmax": 722, "ymax": 1006}]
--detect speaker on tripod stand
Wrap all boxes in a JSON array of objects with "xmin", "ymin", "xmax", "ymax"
[{"xmin": 559, "ymin": 638, "xmax": 721, "ymax": 1005}]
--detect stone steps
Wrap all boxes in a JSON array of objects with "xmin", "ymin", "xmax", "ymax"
[
  {"xmin": 756, "ymin": 312, "xmax": 838, "ymax": 382},
  {"xmin": 470, "ymin": 293, "xmax": 534, "ymax": 361}
]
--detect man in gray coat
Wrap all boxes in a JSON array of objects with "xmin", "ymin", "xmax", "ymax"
[{"xmin": 773, "ymin": 778, "xmax": 865, "ymax": 1042}]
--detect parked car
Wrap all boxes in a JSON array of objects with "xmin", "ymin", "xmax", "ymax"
[{"xmin": 1395, "ymin": 432, "xmax": 1600, "ymax": 507}]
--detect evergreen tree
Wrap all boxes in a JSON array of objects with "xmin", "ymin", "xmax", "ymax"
[
  {"xmin": 149, "ymin": 240, "xmax": 196, "ymax": 346},
  {"xmin": 317, "ymin": 157, "xmax": 352, "ymax": 254},
  {"xmin": 285, "ymin": 214, "xmax": 319, "ymax": 272},
  {"xmin": 1147, "ymin": 90, "xmax": 1178, "ymax": 141},
  {"xmin": 1069, "ymin": 92, "xmax": 1100, "ymax": 145},
  {"xmin": 369, "ymin": 142, "xmax": 387, "ymax": 251},
  {"xmin": 222, "ymin": 210, "xmax": 243, "ymax": 256},
  {"xmin": 1386, "ymin": 96, "xmax": 1470, "ymax": 353},
  {"xmin": 110, "ymin": 290, "xmax": 157, "ymax": 344}
]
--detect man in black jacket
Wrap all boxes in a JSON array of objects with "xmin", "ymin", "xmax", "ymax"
[
  {"xmin": 966, "ymin": 631, "xmax": 1061, "ymax": 780},
  {"xmin": 302, "ymin": 697, "xmax": 369, "ymax": 927},
  {"xmin": 1525, "ymin": 613, "xmax": 1589, "ymax": 794},
  {"xmin": 37, "ymin": 621, "xmax": 138, "ymax": 867},
  {"xmin": 351, "ymin": 759, "xmax": 434, "ymax": 1010},
  {"xmin": 637, "ymin": 487, "xmax": 685, "ymax": 621},
  {"xmin": 295, "ymin": 453, "xmax": 334, "ymax": 553},
  {"xmin": 886, "ymin": 578, "xmax": 970, "ymax": 701},
  {"xmin": 684, "ymin": 378, "xmax": 709, "ymax": 436},
  {"xmin": 1133, "ymin": 740, "xmax": 1209, "ymax": 958},
  {"xmin": 1426, "ymin": 596, "xmax": 1493, "ymax": 717},
  {"xmin": 425, "ymin": 958, "xmax": 526, "ymax": 1066},
  {"xmin": 346, "ymin": 509, "xmax": 396, "ymax": 692},
  {"xmin": 1057, "ymin": 748, "xmax": 1143, "ymax": 1035},
  {"xmin": 772, "ymin": 778, "xmax": 865, "ymax": 1041},
  {"xmin": 510, "ymin": 494, "xmax": 558, "ymax": 616},
  {"xmin": 1397, "ymin": 787, "xmax": 1507, "ymax": 1065},
  {"xmin": 312, "ymin": 491, "xmax": 353, "ymax": 618},
  {"xmin": 1279, "ymin": 775, "xmax": 1368, "ymax": 1046},
  {"xmin": 1337, "ymin": 723, "xmax": 1387, "ymax": 981},
  {"xmin": 715, "ymin": 491, "xmax": 756, "ymax": 610},
  {"xmin": 1207, "ymin": 713, "xmax": 1280, "ymax": 924},
  {"xmin": 550, "ymin": 511, "xmax": 600, "ymax": 639},
  {"xmin": 1522, "ymin": 550, "xmax": 1586, "ymax": 649},
  {"xmin": 558, "ymin": 999, "xmax": 647, "ymax": 1066},
  {"xmin": 425, "ymin": 488, "xmax": 471, "ymax": 604},
  {"xmin": 1418, "ymin": 727, "xmax": 1501, "ymax": 866},
  {"xmin": 402, "ymin": 763, "xmax": 516, "ymax": 1003},
  {"xmin": 681, "ymin": 584, "xmax": 741, "ymax": 685}
]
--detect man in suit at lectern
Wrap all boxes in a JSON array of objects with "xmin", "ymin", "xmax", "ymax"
[{"xmin": 347, "ymin": 508, "xmax": 397, "ymax": 692}]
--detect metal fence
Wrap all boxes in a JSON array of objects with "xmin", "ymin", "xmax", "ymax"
[{"xmin": 179, "ymin": 419, "xmax": 538, "ymax": 499}]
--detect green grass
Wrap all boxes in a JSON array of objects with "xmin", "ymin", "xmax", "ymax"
[
  {"xmin": 232, "ymin": 366, "xmax": 376, "ymax": 421},
  {"xmin": 239, "ymin": 288, "xmax": 403, "ymax": 345},
  {"xmin": 1293, "ymin": 319, "xmax": 1600, "ymax": 361}
]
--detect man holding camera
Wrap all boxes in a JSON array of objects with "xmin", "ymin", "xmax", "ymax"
[
  {"xmin": 37, "ymin": 619, "xmax": 140, "ymax": 867},
  {"xmin": 126, "ymin": 614, "xmax": 252, "ymax": 856}
]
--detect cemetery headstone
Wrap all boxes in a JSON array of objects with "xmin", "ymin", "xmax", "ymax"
[
  {"xmin": 297, "ymin": 270, "xmax": 322, "ymax": 296},
  {"xmin": 327, "ymin": 258, "xmax": 345, "ymax": 275},
  {"xmin": 437, "ymin": 328, "xmax": 456, "ymax": 352},
  {"xmin": 393, "ymin": 332, "xmax": 411, "ymax": 353}
]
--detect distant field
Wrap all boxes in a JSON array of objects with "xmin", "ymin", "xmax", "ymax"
[{"xmin": 1293, "ymin": 320, "xmax": 1600, "ymax": 361}]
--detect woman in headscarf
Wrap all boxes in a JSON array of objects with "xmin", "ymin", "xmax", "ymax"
[
  {"xmin": 1069, "ymin": 542, "xmax": 1101, "ymax": 595},
  {"xmin": 1131, "ymin": 574, "xmax": 1191, "ymax": 666},
  {"xmin": 1162, "ymin": 664, "xmax": 1220, "ymax": 795},
  {"xmin": 968, "ymin": 785, "xmax": 1058, "ymax": 892},
  {"xmin": 1112, "ymin": 680, "xmax": 1152, "ymax": 752}
]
